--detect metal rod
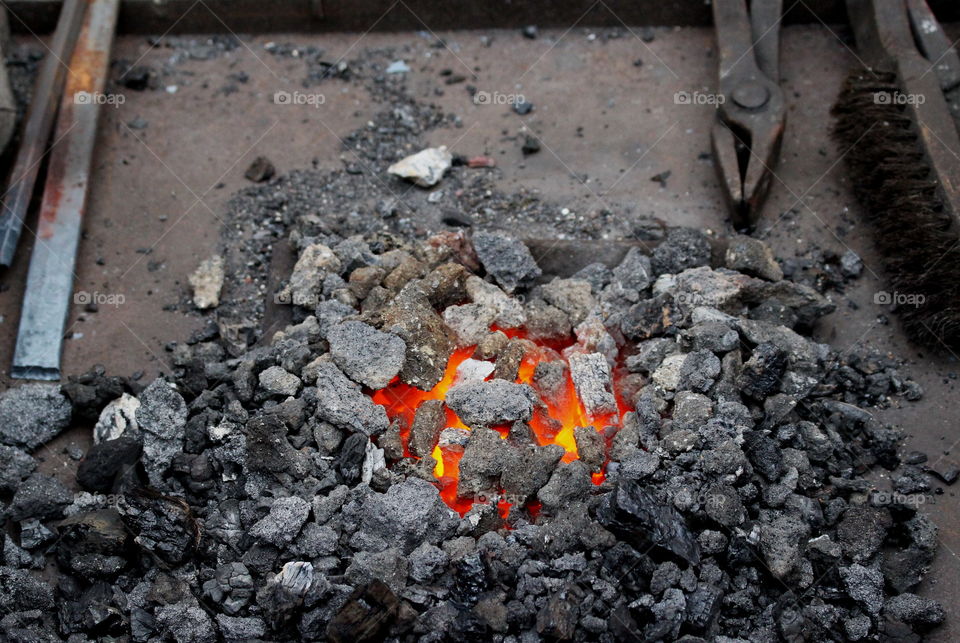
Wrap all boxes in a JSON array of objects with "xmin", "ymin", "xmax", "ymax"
[
  {"xmin": 0, "ymin": 0, "xmax": 85, "ymax": 267},
  {"xmin": 11, "ymin": 0, "xmax": 119, "ymax": 380}
]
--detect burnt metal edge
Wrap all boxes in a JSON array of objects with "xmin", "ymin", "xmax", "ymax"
[{"xmin": 8, "ymin": 0, "xmax": 958, "ymax": 36}]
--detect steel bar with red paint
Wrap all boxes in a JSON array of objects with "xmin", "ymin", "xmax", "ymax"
[
  {"xmin": 0, "ymin": 0, "xmax": 86, "ymax": 268},
  {"xmin": 11, "ymin": 0, "xmax": 119, "ymax": 380}
]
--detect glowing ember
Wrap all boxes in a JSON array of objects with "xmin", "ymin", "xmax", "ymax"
[{"xmin": 373, "ymin": 327, "xmax": 627, "ymax": 517}]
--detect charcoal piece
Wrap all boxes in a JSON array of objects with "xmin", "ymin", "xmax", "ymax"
[
  {"xmin": 328, "ymin": 579, "xmax": 398, "ymax": 643},
  {"xmin": 408, "ymin": 399, "xmax": 445, "ymax": 458},
  {"xmin": 541, "ymin": 278, "xmax": 595, "ymax": 325},
  {"xmin": 573, "ymin": 426, "xmax": 605, "ymax": 472},
  {"xmin": 595, "ymin": 480, "xmax": 701, "ymax": 565},
  {"xmin": 704, "ymin": 484, "xmax": 745, "ymax": 527},
  {"xmin": 493, "ymin": 338, "xmax": 526, "ymax": 381},
  {"xmin": 0, "ymin": 567, "xmax": 54, "ymax": 614},
  {"xmin": 443, "ymin": 303, "xmax": 497, "ymax": 347},
  {"xmin": 422, "ymin": 262, "xmax": 471, "ymax": 309},
  {"xmin": 216, "ymin": 614, "xmax": 267, "ymax": 641},
  {"xmin": 884, "ymin": 593, "xmax": 945, "ymax": 627},
  {"xmin": 683, "ymin": 320, "xmax": 739, "ymax": 353},
  {"xmin": 893, "ymin": 466, "xmax": 930, "ymax": 494},
  {"xmin": 202, "ymin": 562, "xmax": 255, "ymax": 615},
  {"xmin": 677, "ymin": 349, "xmax": 721, "ymax": 393},
  {"xmin": 473, "ymin": 330, "xmax": 509, "ymax": 360},
  {"xmin": 472, "ymin": 230, "xmax": 542, "ymax": 293},
  {"xmin": 738, "ymin": 342, "xmax": 787, "ymax": 400},
  {"xmin": 759, "ymin": 513, "xmax": 810, "ymax": 579},
  {"xmin": 250, "ymin": 496, "xmax": 311, "ymax": 547},
  {"xmin": 651, "ymin": 227, "xmax": 711, "ymax": 275},
  {"xmin": 0, "ymin": 445, "xmax": 35, "ymax": 493},
  {"xmin": 500, "ymin": 443, "xmax": 565, "ymax": 502},
  {"xmin": 453, "ymin": 550, "xmax": 489, "ymax": 608},
  {"xmin": 840, "ymin": 564, "xmax": 884, "ymax": 614},
  {"xmin": 883, "ymin": 546, "xmax": 934, "ymax": 593},
  {"xmin": 379, "ymin": 292, "xmax": 456, "ymax": 390},
  {"xmin": 0, "ymin": 383, "xmax": 72, "ymax": 450},
  {"xmin": 645, "ymin": 588, "xmax": 686, "ymax": 640},
  {"xmin": 446, "ymin": 380, "xmax": 536, "ymax": 428},
  {"xmin": 537, "ymin": 460, "xmax": 593, "ymax": 513},
  {"xmin": 620, "ymin": 295, "xmax": 676, "ymax": 340},
  {"xmin": 135, "ymin": 379, "xmax": 188, "ymax": 486},
  {"xmin": 671, "ymin": 392, "xmax": 713, "ymax": 433},
  {"xmin": 725, "ymin": 235, "xmax": 783, "ymax": 281},
  {"xmin": 523, "ymin": 299, "xmax": 572, "ymax": 340},
  {"xmin": 569, "ymin": 352, "xmax": 617, "ymax": 417},
  {"xmin": 117, "ymin": 488, "xmax": 199, "ymax": 565},
  {"xmin": 466, "ymin": 276, "xmax": 526, "ymax": 329},
  {"xmin": 328, "ymin": 320, "xmax": 406, "ymax": 389},
  {"xmin": 409, "ymin": 542, "xmax": 449, "ymax": 583},
  {"xmin": 742, "ymin": 430, "xmax": 785, "ymax": 482},
  {"xmin": 313, "ymin": 363, "xmax": 389, "ymax": 436},
  {"xmin": 76, "ymin": 437, "xmax": 142, "ymax": 493},
  {"xmin": 687, "ymin": 584, "xmax": 723, "ymax": 631},
  {"xmin": 536, "ymin": 584, "xmax": 580, "ymax": 639},
  {"xmin": 612, "ymin": 247, "xmax": 653, "ymax": 292},
  {"xmin": 837, "ymin": 505, "xmax": 892, "ymax": 562},
  {"xmin": 613, "ymin": 450, "xmax": 660, "ymax": 480},
  {"xmin": 573, "ymin": 262, "xmax": 612, "ymax": 292},
  {"xmin": 258, "ymin": 366, "xmax": 301, "ymax": 396},
  {"xmin": 457, "ymin": 427, "xmax": 509, "ymax": 499},
  {"xmin": 336, "ymin": 433, "xmax": 368, "ymax": 485},
  {"xmin": 345, "ymin": 547, "xmax": 409, "ymax": 593},
  {"xmin": 532, "ymin": 360, "xmax": 567, "ymax": 406},
  {"xmin": 257, "ymin": 561, "xmax": 316, "ymax": 626},
  {"xmin": 354, "ymin": 478, "xmax": 458, "ymax": 553},
  {"xmin": 626, "ymin": 337, "xmax": 680, "ymax": 374},
  {"xmin": 244, "ymin": 412, "xmax": 308, "ymax": 478},
  {"xmin": 8, "ymin": 473, "xmax": 72, "ymax": 521},
  {"xmin": 56, "ymin": 510, "xmax": 128, "ymax": 577}
]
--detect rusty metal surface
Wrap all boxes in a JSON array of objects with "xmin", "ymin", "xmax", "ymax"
[
  {"xmin": 0, "ymin": 0, "xmax": 84, "ymax": 267},
  {"xmin": 11, "ymin": 0, "xmax": 118, "ymax": 379}
]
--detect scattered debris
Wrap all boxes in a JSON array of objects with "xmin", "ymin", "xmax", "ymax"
[
  {"xmin": 188, "ymin": 254, "xmax": 225, "ymax": 309},
  {"xmin": 387, "ymin": 145, "xmax": 452, "ymax": 187}
]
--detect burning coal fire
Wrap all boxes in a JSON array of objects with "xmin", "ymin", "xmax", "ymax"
[{"xmin": 373, "ymin": 327, "xmax": 627, "ymax": 516}]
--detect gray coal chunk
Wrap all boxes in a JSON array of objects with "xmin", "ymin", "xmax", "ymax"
[
  {"xmin": 596, "ymin": 480, "xmax": 700, "ymax": 565},
  {"xmin": 216, "ymin": 615, "xmax": 267, "ymax": 641},
  {"xmin": 677, "ymin": 350, "xmax": 721, "ymax": 394},
  {"xmin": 408, "ymin": 399, "xmax": 445, "ymax": 457},
  {"xmin": 7, "ymin": 473, "xmax": 72, "ymax": 521},
  {"xmin": 612, "ymin": 247, "xmax": 653, "ymax": 292},
  {"xmin": 524, "ymin": 299, "xmax": 573, "ymax": 340},
  {"xmin": 501, "ymin": 443, "xmax": 565, "ymax": 502},
  {"xmin": 446, "ymin": 379, "xmax": 536, "ymax": 428},
  {"xmin": 541, "ymin": 278, "xmax": 595, "ymax": 325},
  {"xmin": 155, "ymin": 602, "xmax": 216, "ymax": 643},
  {"xmin": 472, "ymin": 230, "xmax": 542, "ymax": 293},
  {"xmin": 0, "ymin": 445, "xmax": 35, "ymax": 493},
  {"xmin": 532, "ymin": 360, "xmax": 567, "ymax": 406},
  {"xmin": 0, "ymin": 384, "xmax": 71, "ymax": 450},
  {"xmin": 408, "ymin": 542, "xmax": 449, "ymax": 583},
  {"xmin": 0, "ymin": 567, "xmax": 54, "ymax": 614},
  {"xmin": 612, "ymin": 450, "xmax": 660, "ymax": 480},
  {"xmin": 573, "ymin": 262, "xmax": 612, "ymax": 292},
  {"xmin": 837, "ymin": 505, "xmax": 892, "ymax": 562},
  {"xmin": 353, "ymin": 477, "xmax": 458, "ymax": 553},
  {"xmin": 313, "ymin": 363, "xmax": 389, "ymax": 436},
  {"xmin": 759, "ymin": 512, "xmax": 810, "ymax": 579},
  {"xmin": 683, "ymin": 321, "xmax": 739, "ymax": 353},
  {"xmin": 457, "ymin": 427, "xmax": 509, "ymax": 499},
  {"xmin": 724, "ymin": 235, "xmax": 783, "ymax": 281},
  {"xmin": 537, "ymin": 460, "xmax": 593, "ymax": 513},
  {"xmin": 118, "ymin": 489, "xmax": 199, "ymax": 565},
  {"xmin": 626, "ymin": 338, "xmax": 680, "ymax": 374},
  {"xmin": 345, "ymin": 548, "xmax": 409, "ymax": 593},
  {"xmin": 573, "ymin": 426, "xmax": 605, "ymax": 472},
  {"xmin": 884, "ymin": 593, "xmax": 945, "ymax": 626},
  {"xmin": 742, "ymin": 430, "xmax": 785, "ymax": 481},
  {"xmin": 245, "ymin": 413, "xmax": 309, "ymax": 478},
  {"xmin": 328, "ymin": 320, "xmax": 406, "ymax": 389},
  {"xmin": 135, "ymin": 379, "xmax": 188, "ymax": 486},
  {"xmin": 703, "ymin": 484, "xmax": 744, "ymax": 527},
  {"xmin": 379, "ymin": 291, "xmax": 456, "ymax": 390},
  {"xmin": 315, "ymin": 299, "xmax": 356, "ymax": 338},
  {"xmin": 569, "ymin": 352, "xmax": 617, "ymax": 417},
  {"xmin": 258, "ymin": 366, "xmax": 301, "ymax": 396},
  {"xmin": 651, "ymin": 227, "xmax": 711, "ymax": 275},
  {"xmin": 840, "ymin": 564, "xmax": 885, "ymax": 614},
  {"xmin": 250, "ymin": 496, "xmax": 311, "ymax": 547}
]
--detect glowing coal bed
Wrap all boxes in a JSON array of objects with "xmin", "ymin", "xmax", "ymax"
[{"xmin": 372, "ymin": 328, "xmax": 629, "ymax": 517}]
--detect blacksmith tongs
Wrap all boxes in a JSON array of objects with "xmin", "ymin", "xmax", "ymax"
[{"xmin": 711, "ymin": 0, "xmax": 786, "ymax": 230}]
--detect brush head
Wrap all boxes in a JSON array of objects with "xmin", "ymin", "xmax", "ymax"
[{"xmin": 832, "ymin": 69, "xmax": 960, "ymax": 349}]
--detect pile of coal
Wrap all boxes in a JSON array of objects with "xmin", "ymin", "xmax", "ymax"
[{"xmin": 0, "ymin": 226, "xmax": 944, "ymax": 642}]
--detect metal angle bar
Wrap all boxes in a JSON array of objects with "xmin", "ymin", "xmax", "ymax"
[
  {"xmin": 11, "ymin": 0, "xmax": 119, "ymax": 380},
  {"xmin": 0, "ymin": 0, "xmax": 85, "ymax": 267}
]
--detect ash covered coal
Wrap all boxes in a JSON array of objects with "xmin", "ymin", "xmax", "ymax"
[{"xmin": 0, "ymin": 224, "xmax": 946, "ymax": 642}]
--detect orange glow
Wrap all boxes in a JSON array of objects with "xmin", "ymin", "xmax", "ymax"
[{"xmin": 374, "ymin": 326, "xmax": 623, "ymax": 518}]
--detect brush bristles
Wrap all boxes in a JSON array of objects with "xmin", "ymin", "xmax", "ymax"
[{"xmin": 832, "ymin": 69, "xmax": 960, "ymax": 348}]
